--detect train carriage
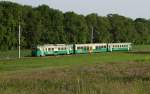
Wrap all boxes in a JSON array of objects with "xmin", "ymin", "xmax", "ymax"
[
  {"xmin": 74, "ymin": 43, "xmax": 108, "ymax": 54},
  {"xmin": 108, "ymin": 43, "xmax": 131, "ymax": 52},
  {"xmin": 32, "ymin": 44, "xmax": 74, "ymax": 56}
]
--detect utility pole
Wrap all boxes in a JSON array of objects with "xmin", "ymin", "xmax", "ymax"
[
  {"xmin": 18, "ymin": 23, "xmax": 21, "ymax": 59},
  {"xmin": 91, "ymin": 27, "xmax": 94, "ymax": 43}
]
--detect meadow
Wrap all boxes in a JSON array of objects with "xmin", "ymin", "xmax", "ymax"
[{"xmin": 0, "ymin": 45, "xmax": 150, "ymax": 94}]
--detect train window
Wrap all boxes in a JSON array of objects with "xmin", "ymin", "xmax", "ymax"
[{"xmin": 52, "ymin": 48, "xmax": 54, "ymax": 51}]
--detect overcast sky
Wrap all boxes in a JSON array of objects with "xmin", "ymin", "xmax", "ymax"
[{"xmin": 5, "ymin": 0, "xmax": 150, "ymax": 19}]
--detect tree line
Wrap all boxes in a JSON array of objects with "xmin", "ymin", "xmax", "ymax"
[{"xmin": 0, "ymin": 1, "xmax": 150, "ymax": 50}]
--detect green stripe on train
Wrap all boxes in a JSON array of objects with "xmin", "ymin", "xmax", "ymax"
[
  {"xmin": 93, "ymin": 48, "xmax": 107, "ymax": 52},
  {"xmin": 112, "ymin": 48, "xmax": 129, "ymax": 51},
  {"xmin": 107, "ymin": 48, "xmax": 129, "ymax": 51},
  {"xmin": 75, "ymin": 49, "xmax": 89, "ymax": 54},
  {"xmin": 33, "ymin": 50, "xmax": 75, "ymax": 56}
]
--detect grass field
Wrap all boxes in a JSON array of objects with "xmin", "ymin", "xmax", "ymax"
[
  {"xmin": 0, "ymin": 49, "xmax": 31, "ymax": 60},
  {"xmin": 0, "ymin": 45, "xmax": 150, "ymax": 94}
]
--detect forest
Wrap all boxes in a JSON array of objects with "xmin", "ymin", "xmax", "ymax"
[{"xmin": 0, "ymin": 1, "xmax": 150, "ymax": 50}]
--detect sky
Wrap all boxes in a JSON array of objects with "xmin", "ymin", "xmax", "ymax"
[{"xmin": 4, "ymin": 0, "xmax": 150, "ymax": 19}]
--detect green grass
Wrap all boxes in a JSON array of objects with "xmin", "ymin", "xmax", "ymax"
[
  {"xmin": 0, "ymin": 45, "xmax": 150, "ymax": 94},
  {"xmin": 0, "ymin": 50, "xmax": 31, "ymax": 60}
]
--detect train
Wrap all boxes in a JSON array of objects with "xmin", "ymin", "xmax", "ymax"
[{"xmin": 31, "ymin": 43, "xmax": 132, "ymax": 57}]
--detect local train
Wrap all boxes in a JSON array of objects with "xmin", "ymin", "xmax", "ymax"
[{"xmin": 32, "ymin": 43, "xmax": 132, "ymax": 57}]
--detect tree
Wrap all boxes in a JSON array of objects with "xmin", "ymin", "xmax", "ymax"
[{"xmin": 64, "ymin": 12, "xmax": 88, "ymax": 43}]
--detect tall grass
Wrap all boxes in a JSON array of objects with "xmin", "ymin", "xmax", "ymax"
[
  {"xmin": 0, "ymin": 45, "xmax": 150, "ymax": 94},
  {"xmin": 0, "ymin": 62, "xmax": 150, "ymax": 94}
]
